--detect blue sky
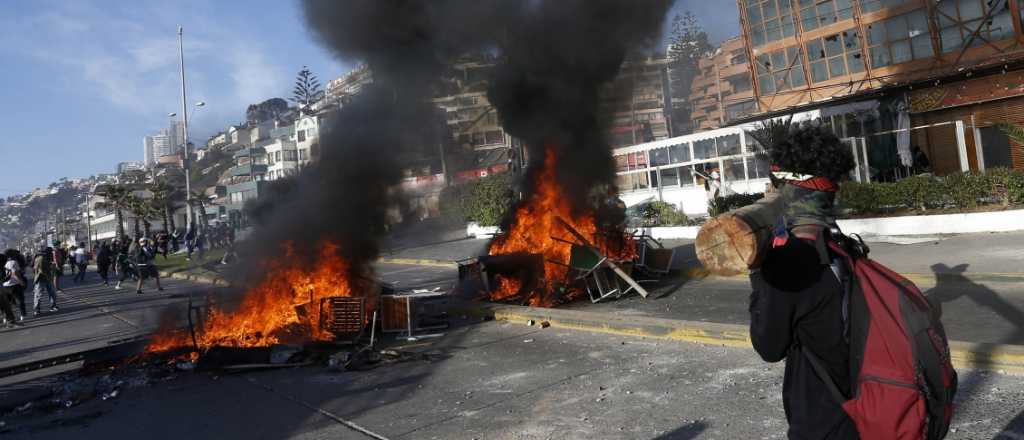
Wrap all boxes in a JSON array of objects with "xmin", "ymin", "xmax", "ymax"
[{"xmin": 0, "ymin": 0, "xmax": 738, "ymax": 198}]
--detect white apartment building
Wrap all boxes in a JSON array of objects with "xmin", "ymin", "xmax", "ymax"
[
  {"xmin": 295, "ymin": 113, "xmax": 321, "ymax": 166},
  {"xmin": 264, "ymin": 138, "xmax": 299, "ymax": 181}
]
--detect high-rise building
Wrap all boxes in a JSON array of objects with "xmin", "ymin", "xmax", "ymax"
[
  {"xmin": 604, "ymin": 56, "xmax": 675, "ymax": 148},
  {"xmin": 168, "ymin": 120, "xmax": 185, "ymax": 153},
  {"xmin": 143, "ymin": 136, "xmax": 155, "ymax": 167},
  {"xmin": 737, "ymin": 0, "xmax": 1024, "ymax": 174},
  {"xmin": 687, "ymin": 37, "xmax": 758, "ymax": 132}
]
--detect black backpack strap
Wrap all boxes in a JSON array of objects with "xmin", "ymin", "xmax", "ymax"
[{"xmin": 802, "ymin": 346, "xmax": 847, "ymax": 405}]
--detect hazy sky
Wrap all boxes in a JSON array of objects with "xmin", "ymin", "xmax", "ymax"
[{"xmin": 0, "ymin": 0, "xmax": 739, "ymax": 198}]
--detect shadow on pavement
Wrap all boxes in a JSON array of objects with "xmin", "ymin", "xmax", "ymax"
[
  {"xmin": 651, "ymin": 421, "xmax": 708, "ymax": 440},
  {"xmin": 925, "ymin": 263, "xmax": 1024, "ymax": 436}
]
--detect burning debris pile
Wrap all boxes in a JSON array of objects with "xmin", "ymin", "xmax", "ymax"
[
  {"xmin": 486, "ymin": 149, "xmax": 637, "ymax": 306},
  {"xmin": 480, "ymin": 0, "xmax": 672, "ymax": 306},
  {"xmin": 147, "ymin": 242, "xmax": 373, "ymax": 354}
]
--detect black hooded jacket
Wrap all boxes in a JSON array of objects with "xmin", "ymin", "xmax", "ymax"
[{"xmin": 749, "ymin": 236, "xmax": 859, "ymax": 440}]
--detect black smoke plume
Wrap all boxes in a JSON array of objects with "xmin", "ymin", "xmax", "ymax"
[
  {"xmin": 238, "ymin": 0, "xmax": 673, "ymax": 280},
  {"xmin": 488, "ymin": 0, "xmax": 674, "ymax": 213}
]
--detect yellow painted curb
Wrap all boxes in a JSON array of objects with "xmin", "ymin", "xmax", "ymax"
[
  {"xmin": 378, "ymin": 258, "xmax": 457, "ymax": 268},
  {"xmin": 683, "ymin": 269, "xmax": 1024, "ymax": 288},
  {"xmin": 478, "ymin": 304, "xmax": 1024, "ymax": 374}
]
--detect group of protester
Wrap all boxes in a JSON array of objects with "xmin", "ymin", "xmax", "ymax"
[{"xmin": 0, "ymin": 223, "xmax": 240, "ymax": 328}]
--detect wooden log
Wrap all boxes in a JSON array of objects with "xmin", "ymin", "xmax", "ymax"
[{"xmin": 695, "ymin": 193, "xmax": 786, "ymax": 276}]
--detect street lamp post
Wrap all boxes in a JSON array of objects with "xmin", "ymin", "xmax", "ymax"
[{"xmin": 177, "ymin": 26, "xmax": 193, "ymax": 230}]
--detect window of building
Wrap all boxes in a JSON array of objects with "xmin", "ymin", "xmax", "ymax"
[
  {"xmin": 307, "ymin": 128, "xmax": 316, "ymax": 138},
  {"xmin": 614, "ymin": 151, "xmax": 649, "ymax": 172},
  {"xmin": 798, "ymin": 0, "xmax": 854, "ymax": 32},
  {"xmin": 866, "ymin": 10, "xmax": 931, "ymax": 68},
  {"xmin": 669, "ymin": 143, "xmax": 691, "ymax": 163},
  {"xmin": 725, "ymin": 158, "xmax": 746, "ymax": 181},
  {"xmin": 938, "ymin": 0, "xmax": 1013, "ymax": 54},
  {"xmin": 755, "ymin": 46, "xmax": 806, "ymax": 94},
  {"xmin": 860, "ymin": 0, "xmax": 907, "ymax": 13},
  {"xmin": 692, "ymin": 117, "xmax": 707, "ymax": 128},
  {"xmin": 730, "ymin": 53, "xmax": 748, "ymax": 65},
  {"xmin": 746, "ymin": 0, "xmax": 796, "ymax": 47},
  {"xmin": 806, "ymin": 29, "xmax": 864, "ymax": 82},
  {"xmin": 694, "ymin": 138, "xmax": 717, "ymax": 159},
  {"xmin": 616, "ymin": 172, "xmax": 651, "ymax": 192},
  {"xmin": 299, "ymin": 149, "xmax": 308, "ymax": 161},
  {"xmin": 748, "ymin": 155, "xmax": 772, "ymax": 179},
  {"xmin": 727, "ymin": 74, "xmax": 753, "ymax": 92},
  {"xmin": 275, "ymin": 151, "xmax": 282, "ymax": 162},
  {"xmin": 650, "ymin": 148, "xmax": 670, "ymax": 166},
  {"xmin": 719, "ymin": 134, "xmax": 742, "ymax": 156},
  {"xmin": 284, "ymin": 150, "xmax": 298, "ymax": 161},
  {"xmin": 267, "ymin": 153, "xmax": 275, "ymax": 165},
  {"xmin": 297, "ymin": 130, "xmax": 306, "ymax": 142},
  {"xmin": 485, "ymin": 130, "xmax": 504, "ymax": 144},
  {"xmin": 726, "ymin": 100, "xmax": 758, "ymax": 121}
]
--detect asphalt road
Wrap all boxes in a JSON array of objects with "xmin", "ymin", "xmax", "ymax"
[
  {"xmin": 0, "ymin": 272, "xmax": 233, "ymax": 373},
  {"xmin": 4, "ymin": 321, "xmax": 1023, "ymax": 440}
]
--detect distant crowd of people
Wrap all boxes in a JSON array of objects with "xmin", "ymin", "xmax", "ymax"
[{"xmin": 0, "ymin": 222, "xmax": 237, "ymax": 328}]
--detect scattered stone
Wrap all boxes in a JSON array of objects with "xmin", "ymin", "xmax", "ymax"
[
  {"xmin": 327, "ymin": 351, "xmax": 352, "ymax": 371},
  {"xmin": 527, "ymin": 320, "xmax": 536, "ymax": 326},
  {"xmin": 14, "ymin": 402, "xmax": 32, "ymax": 413},
  {"xmin": 175, "ymin": 361, "xmax": 196, "ymax": 372},
  {"xmin": 523, "ymin": 339, "xmax": 534, "ymax": 343},
  {"xmin": 626, "ymin": 390, "xmax": 632, "ymax": 395},
  {"xmin": 101, "ymin": 389, "xmax": 120, "ymax": 401},
  {"xmin": 540, "ymin": 321, "xmax": 551, "ymax": 328},
  {"xmin": 270, "ymin": 344, "xmax": 302, "ymax": 364}
]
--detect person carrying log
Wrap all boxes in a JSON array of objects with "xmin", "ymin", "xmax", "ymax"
[{"xmin": 746, "ymin": 122, "xmax": 860, "ymax": 440}]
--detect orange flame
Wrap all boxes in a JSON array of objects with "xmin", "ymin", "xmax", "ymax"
[
  {"xmin": 487, "ymin": 147, "xmax": 634, "ymax": 307},
  {"xmin": 147, "ymin": 241, "xmax": 374, "ymax": 354}
]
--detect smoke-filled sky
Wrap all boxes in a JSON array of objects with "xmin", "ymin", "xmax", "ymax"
[{"xmin": 0, "ymin": 0, "xmax": 739, "ymax": 199}]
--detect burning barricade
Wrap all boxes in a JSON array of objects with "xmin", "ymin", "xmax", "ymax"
[
  {"xmin": 145, "ymin": 241, "xmax": 380, "ymax": 368},
  {"xmin": 463, "ymin": 148, "xmax": 656, "ymax": 307}
]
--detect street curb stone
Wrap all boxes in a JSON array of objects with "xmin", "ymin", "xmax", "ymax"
[
  {"xmin": 160, "ymin": 271, "xmax": 230, "ymax": 287},
  {"xmin": 470, "ymin": 303, "xmax": 1024, "ymax": 374},
  {"xmin": 377, "ymin": 258, "xmax": 457, "ymax": 268}
]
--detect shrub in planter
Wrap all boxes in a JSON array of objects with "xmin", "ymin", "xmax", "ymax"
[
  {"xmin": 896, "ymin": 175, "xmax": 946, "ymax": 211},
  {"xmin": 649, "ymin": 201, "xmax": 690, "ymax": 226},
  {"xmin": 708, "ymin": 192, "xmax": 764, "ymax": 216},
  {"xmin": 839, "ymin": 181, "xmax": 882, "ymax": 214},
  {"xmin": 466, "ymin": 173, "xmax": 514, "ymax": 226},
  {"xmin": 984, "ymin": 167, "xmax": 1024, "ymax": 206},
  {"xmin": 942, "ymin": 172, "xmax": 989, "ymax": 210},
  {"xmin": 438, "ymin": 172, "xmax": 514, "ymax": 226}
]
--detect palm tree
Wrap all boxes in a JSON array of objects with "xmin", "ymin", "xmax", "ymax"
[
  {"xmin": 127, "ymin": 195, "xmax": 160, "ymax": 239},
  {"xmin": 94, "ymin": 184, "xmax": 134, "ymax": 242},
  {"xmin": 149, "ymin": 179, "xmax": 182, "ymax": 234},
  {"xmin": 188, "ymin": 190, "xmax": 211, "ymax": 236}
]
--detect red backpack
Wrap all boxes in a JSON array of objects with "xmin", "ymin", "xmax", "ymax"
[{"xmin": 806, "ymin": 233, "xmax": 957, "ymax": 439}]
